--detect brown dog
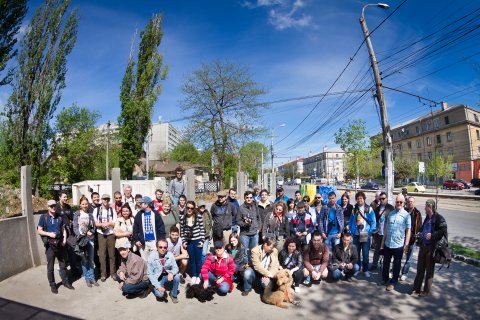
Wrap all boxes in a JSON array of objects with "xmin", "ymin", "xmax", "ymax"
[{"xmin": 261, "ymin": 269, "xmax": 294, "ymax": 309}]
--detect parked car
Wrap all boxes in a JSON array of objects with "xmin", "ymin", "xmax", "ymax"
[
  {"xmin": 442, "ymin": 179, "xmax": 464, "ymax": 190},
  {"xmin": 361, "ymin": 182, "xmax": 379, "ymax": 190},
  {"xmin": 470, "ymin": 178, "xmax": 480, "ymax": 187},
  {"xmin": 475, "ymin": 188, "xmax": 480, "ymax": 196},
  {"xmin": 457, "ymin": 179, "xmax": 471, "ymax": 189},
  {"xmin": 404, "ymin": 182, "xmax": 426, "ymax": 193}
]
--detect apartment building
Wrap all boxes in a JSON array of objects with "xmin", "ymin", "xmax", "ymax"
[
  {"xmin": 147, "ymin": 122, "xmax": 183, "ymax": 161},
  {"xmin": 389, "ymin": 103, "xmax": 480, "ymax": 180},
  {"xmin": 302, "ymin": 148, "xmax": 346, "ymax": 182}
]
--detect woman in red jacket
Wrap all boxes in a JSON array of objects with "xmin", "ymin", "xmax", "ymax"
[{"xmin": 201, "ymin": 240, "xmax": 235, "ymax": 295}]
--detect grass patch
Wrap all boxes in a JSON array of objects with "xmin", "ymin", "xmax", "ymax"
[{"xmin": 450, "ymin": 242, "xmax": 480, "ymax": 260}]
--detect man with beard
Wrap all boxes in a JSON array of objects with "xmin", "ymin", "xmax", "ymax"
[
  {"xmin": 303, "ymin": 232, "xmax": 329, "ymax": 285},
  {"xmin": 153, "ymin": 189, "xmax": 164, "ymax": 213}
]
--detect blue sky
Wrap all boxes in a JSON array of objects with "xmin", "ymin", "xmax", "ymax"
[{"xmin": 2, "ymin": 0, "xmax": 479, "ymax": 166}]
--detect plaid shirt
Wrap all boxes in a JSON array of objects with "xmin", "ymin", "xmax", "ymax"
[{"xmin": 384, "ymin": 208, "xmax": 411, "ymax": 249}]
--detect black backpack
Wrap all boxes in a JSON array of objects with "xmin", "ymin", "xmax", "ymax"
[{"xmin": 434, "ymin": 236, "xmax": 453, "ymax": 270}]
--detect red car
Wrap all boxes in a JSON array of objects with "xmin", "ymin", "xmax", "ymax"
[{"xmin": 443, "ymin": 179, "xmax": 464, "ymax": 190}]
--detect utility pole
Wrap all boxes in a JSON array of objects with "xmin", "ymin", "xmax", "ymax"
[
  {"xmin": 271, "ymin": 129, "xmax": 274, "ymax": 174},
  {"xmin": 106, "ymin": 121, "xmax": 110, "ymax": 180},
  {"xmin": 360, "ymin": 3, "xmax": 393, "ymax": 202},
  {"xmin": 261, "ymin": 148, "xmax": 264, "ymax": 189}
]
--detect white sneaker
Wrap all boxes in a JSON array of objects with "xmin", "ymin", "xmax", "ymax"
[
  {"xmin": 364, "ymin": 271, "xmax": 371, "ymax": 278},
  {"xmin": 190, "ymin": 277, "xmax": 197, "ymax": 284},
  {"xmin": 400, "ymin": 275, "xmax": 407, "ymax": 281},
  {"xmin": 195, "ymin": 277, "xmax": 201, "ymax": 285},
  {"xmin": 294, "ymin": 287, "xmax": 301, "ymax": 294},
  {"xmin": 389, "ymin": 272, "xmax": 393, "ymax": 279}
]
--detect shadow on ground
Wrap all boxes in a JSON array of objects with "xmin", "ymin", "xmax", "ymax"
[{"xmin": 0, "ymin": 297, "xmax": 80, "ymax": 320}]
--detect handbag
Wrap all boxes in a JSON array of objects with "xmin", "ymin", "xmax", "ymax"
[{"xmin": 359, "ymin": 231, "xmax": 370, "ymax": 243}]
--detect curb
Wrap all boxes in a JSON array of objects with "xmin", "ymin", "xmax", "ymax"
[{"xmin": 454, "ymin": 254, "xmax": 480, "ymax": 268}]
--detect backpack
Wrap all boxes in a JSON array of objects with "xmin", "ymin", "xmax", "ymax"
[
  {"xmin": 211, "ymin": 253, "xmax": 230, "ymax": 267},
  {"xmin": 94, "ymin": 206, "xmax": 114, "ymax": 222},
  {"xmin": 433, "ymin": 236, "xmax": 453, "ymax": 270}
]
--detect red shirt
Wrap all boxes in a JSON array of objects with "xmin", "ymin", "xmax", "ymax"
[{"xmin": 201, "ymin": 252, "xmax": 235, "ymax": 282}]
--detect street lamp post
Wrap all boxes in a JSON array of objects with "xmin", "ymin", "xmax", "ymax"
[
  {"xmin": 360, "ymin": 3, "xmax": 394, "ymax": 203},
  {"xmin": 106, "ymin": 121, "xmax": 111, "ymax": 180}
]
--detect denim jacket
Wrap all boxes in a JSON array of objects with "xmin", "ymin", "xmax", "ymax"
[{"xmin": 147, "ymin": 251, "xmax": 178, "ymax": 289}]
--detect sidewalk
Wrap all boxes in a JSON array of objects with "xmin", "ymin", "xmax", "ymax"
[{"xmin": 1, "ymin": 252, "xmax": 478, "ymax": 320}]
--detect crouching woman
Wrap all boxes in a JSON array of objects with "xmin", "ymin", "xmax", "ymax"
[{"xmin": 201, "ymin": 240, "xmax": 235, "ymax": 295}]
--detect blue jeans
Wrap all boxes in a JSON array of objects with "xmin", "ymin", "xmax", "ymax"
[
  {"xmin": 206, "ymin": 271, "xmax": 230, "ymax": 295},
  {"xmin": 353, "ymin": 235, "xmax": 371, "ymax": 272},
  {"xmin": 332, "ymin": 264, "xmax": 360, "ymax": 280},
  {"xmin": 382, "ymin": 246, "xmax": 404, "ymax": 285},
  {"xmin": 81, "ymin": 240, "xmax": 95, "ymax": 282},
  {"xmin": 325, "ymin": 234, "xmax": 340, "ymax": 257},
  {"xmin": 187, "ymin": 240, "xmax": 203, "ymax": 278},
  {"xmin": 401, "ymin": 244, "xmax": 415, "ymax": 276},
  {"xmin": 232, "ymin": 265, "xmax": 255, "ymax": 292},
  {"xmin": 240, "ymin": 233, "xmax": 258, "ymax": 263},
  {"xmin": 115, "ymin": 274, "xmax": 149, "ymax": 295},
  {"xmin": 202, "ymin": 238, "xmax": 211, "ymax": 265},
  {"xmin": 152, "ymin": 274, "xmax": 180, "ymax": 298}
]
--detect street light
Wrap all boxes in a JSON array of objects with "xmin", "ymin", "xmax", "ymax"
[
  {"xmin": 271, "ymin": 123, "xmax": 286, "ymax": 175},
  {"xmin": 105, "ymin": 121, "xmax": 110, "ymax": 180},
  {"xmin": 360, "ymin": 2, "xmax": 394, "ymax": 203}
]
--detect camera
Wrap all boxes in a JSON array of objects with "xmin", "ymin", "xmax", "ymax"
[
  {"xmin": 415, "ymin": 233, "xmax": 423, "ymax": 246},
  {"xmin": 357, "ymin": 224, "xmax": 364, "ymax": 231},
  {"xmin": 328, "ymin": 219, "xmax": 336, "ymax": 227},
  {"xmin": 243, "ymin": 217, "xmax": 252, "ymax": 225}
]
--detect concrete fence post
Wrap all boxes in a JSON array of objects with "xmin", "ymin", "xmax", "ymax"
[
  {"xmin": 21, "ymin": 165, "xmax": 41, "ymax": 267},
  {"xmin": 185, "ymin": 168, "xmax": 196, "ymax": 202},
  {"xmin": 111, "ymin": 168, "xmax": 121, "ymax": 197},
  {"xmin": 237, "ymin": 172, "xmax": 246, "ymax": 205}
]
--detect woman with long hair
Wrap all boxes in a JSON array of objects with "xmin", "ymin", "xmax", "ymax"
[
  {"xmin": 114, "ymin": 204, "xmax": 135, "ymax": 251},
  {"xmin": 341, "ymin": 193, "xmax": 354, "ymax": 233},
  {"xmin": 279, "ymin": 237, "xmax": 304, "ymax": 293},
  {"xmin": 225, "ymin": 233, "xmax": 255, "ymax": 296},
  {"xmin": 73, "ymin": 195, "xmax": 98, "ymax": 287},
  {"xmin": 180, "ymin": 200, "xmax": 205, "ymax": 284},
  {"xmin": 262, "ymin": 201, "xmax": 289, "ymax": 251},
  {"xmin": 286, "ymin": 198, "xmax": 296, "ymax": 222}
]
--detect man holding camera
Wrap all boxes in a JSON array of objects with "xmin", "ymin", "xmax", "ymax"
[
  {"xmin": 37, "ymin": 199, "xmax": 75, "ymax": 294},
  {"xmin": 237, "ymin": 191, "xmax": 262, "ymax": 262},
  {"xmin": 148, "ymin": 239, "xmax": 180, "ymax": 303}
]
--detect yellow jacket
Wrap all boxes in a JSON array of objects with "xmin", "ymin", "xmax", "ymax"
[{"xmin": 251, "ymin": 245, "xmax": 279, "ymax": 277}]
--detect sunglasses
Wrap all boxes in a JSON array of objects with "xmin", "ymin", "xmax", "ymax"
[
  {"xmin": 187, "ymin": 206, "xmax": 195, "ymax": 210},
  {"xmin": 396, "ymin": 201, "xmax": 404, "ymax": 204},
  {"xmin": 49, "ymin": 205, "xmax": 56, "ymax": 208},
  {"xmin": 380, "ymin": 197, "xmax": 387, "ymax": 200},
  {"xmin": 245, "ymin": 196, "xmax": 253, "ymax": 199},
  {"xmin": 158, "ymin": 246, "xmax": 167, "ymax": 249},
  {"xmin": 315, "ymin": 197, "xmax": 322, "ymax": 199}
]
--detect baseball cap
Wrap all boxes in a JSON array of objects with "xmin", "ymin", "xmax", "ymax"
[
  {"xmin": 47, "ymin": 200, "xmax": 56, "ymax": 206},
  {"xmin": 296, "ymin": 201, "xmax": 305, "ymax": 208},
  {"xmin": 198, "ymin": 200, "xmax": 206, "ymax": 208},
  {"xmin": 217, "ymin": 190, "xmax": 227, "ymax": 197},
  {"xmin": 115, "ymin": 241, "xmax": 131, "ymax": 249},
  {"xmin": 140, "ymin": 196, "xmax": 153, "ymax": 204},
  {"xmin": 277, "ymin": 186, "xmax": 284, "ymax": 191},
  {"xmin": 214, "ymin": 240, "xmax": 224, "ymax": 249},
  {"xmin": 101, "ymin": 194, "xmax": 111, "ymax": 200}
]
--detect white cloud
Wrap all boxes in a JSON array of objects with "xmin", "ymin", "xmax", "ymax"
[{"xmin": 243, "ymin": 0, "xmax": 314, "ymax": 30}]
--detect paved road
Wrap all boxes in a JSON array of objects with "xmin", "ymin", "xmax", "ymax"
[
  {"xmin": 0, "ymin": 250, "xmax": 478, "ymax": 320},
  {"xmin": 283, "ymin": 185, "xmax": 480, "ymax": 250}
]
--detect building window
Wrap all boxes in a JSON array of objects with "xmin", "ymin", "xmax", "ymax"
[
  {"xmin": 436, "ymin": 134, "xmax": 441, "ymax": 144},
  {"xmin": 427, "ymin": 120, "xmax": 432, "ymax": 131},
  {"xmin": 336, "ymin": 154, "xmax": 339, "ymax": 158},
  {"xmin": 475, "ymin": 114, "xmax": 479, "ymax": 122},
  {"xmin": 418, "ymin": 153, "xmax": 422, "ymax": 161},
  {"xmin": 446, "ymin": 132, "xmax": 452, "ymax": 142},
  {"xmin": 427, "ymin": 152, "xmax": 432, "ymax": 160},
  {"xmin": 444, "ymin": 116, "xmax": 450, "ymax": 125},
  {"xmin": 477, "ymin": 130, "xmax": 480, "ymax": 140},
  {"xmin": 448, "ymin": 147, "xmax": 454, "ymax": 156},
  {"xmin": 416, "ymin": 126, "xmax": 420, "ymax": 134},
  {"xmin": 398, "ymin": 144, "xmax": 403, "ymax": 151},
  {"xmin": 407, "ymin": 141, "xmax": 412, "ymax": 149},
  {"xmin": 434, "ymin": 118, "xmax": 440, "ymax": 129},
  {"xmin": 416, "ymin": 140, "xmax": 421, "ymax": 148},
  {"xmin": 426, "ymin": 137, "xmax": 432, "ymax": 146}
]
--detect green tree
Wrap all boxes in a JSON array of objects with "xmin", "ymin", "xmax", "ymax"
[
  {"xmin": 425, "ymin": 153, "xmax": 453, "ymax": 181},
  {"xmin": 4, "ymin": 0, "xmax": 78, "ymax": 194},
  {"xmin": 118, "ymin": 14, "xmax": 168, "ymax": 179},
  {"xmin": 239, "ymin": 141, "xmax": 269, "ymax": 181},
  {"xmin": 45, "ymin": 104, "xmax": 100, "ymax": 185},
  {"xmin": 0, "ymin": 0, "xmax": 27, "ymax": 85},
  {"xmin": 181, "ymin": 60, "xmax": 268, "ymax": 188},
  {"xmin": 169, "ymin": 142, "xmax": 200, "ymax": 163},
  {"xmin": 334, "ymin": 119, "xmax": 368, "ymax": 185},
  {"xmin": 394, "ymin": 157, "xmax": 419, "ymax": 182}
]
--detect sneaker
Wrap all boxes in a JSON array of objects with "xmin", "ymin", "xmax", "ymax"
[
  {"xmin": 86, "ymin": 281, "xmax": 92, "ymax": 288},
  {"xmin": 400, "ymin": 275, "xmax": 407, "ymax": 282},
  {"xmin": 418, "ymin": 291, "xmax": 429, "ymax": 297},
  {"xmin": 377, "ymin": 280, "xmax": 388, "ymax": 286},
  {"xmin": 91, "ymin": 281, "xmax": 100, "ymax": 287},
  {"xmin": 190, "ymin": 276, "xmax": 197, "ymax": 284},
  {"xmin": 389, "ymin": 272, "xmax": 393, "ymax": 279},
  {"xmin": 180, "ymin": 275, "xmax": 186, "ymax": 284},
  {"xmin": 409, "ymin": 289, "xmax": 420, "ymax": 295},
  {"xmin": 242, "ymin": 290, "xmax": 250, "ymax": 296},
  {"xmin": 345, "ymin": 277, "xmax": 354, "ymax": 282},
  {"xmin": 100, "ymin": 276, "xmax": 107, "ymax": 282},
  {"xmin": 294, "ymin": 287, "xmax": 301, "ymax": 294},
  {"xmin": 169, "ymin": 292, "xmax": 179, "ymax": 304},
  {"xmin": 353, "ymin": 271, "xmax": 360, "ymax": 277},
  {"xmin": 195, "ymin": 277, "xmax": 201, "ymax": 285},
  {"xmin": 364, "ymin": 271, "xmax": 371, "ymax": 278},
  {"xmin": 140, "ymin": 286, "xmax": 151, "ymax": 299},
  {"xmin": 51, "ymin": 286, "xmax": 58, "ymax": 294},
  {"xmin": 303, "ymin": 276, "xmax": 311, "ymax": 286},
  {"xmin": 386, "ymin": 284, "xmax": 394, "ymax": 291}
]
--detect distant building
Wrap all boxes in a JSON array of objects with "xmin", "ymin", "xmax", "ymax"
[
  {"xmin": 147, "ymin": 122, "xmax": 183, "ymax": 161},
  {"xmin": 386, "ymin": 103, "xmax": 480, "ymax": 181},
  {"xmin": 278, "ymin": 158, "xmax": 304, "ymax": 178},
  {"xmin": 302, "ymin": 148, "xmax": 346, "ymax": 182}
]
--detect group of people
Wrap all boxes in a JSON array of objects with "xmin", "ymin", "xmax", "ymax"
[{"xmin": 37, "ymin": 176, "xmax": 448, "ymax": 303}]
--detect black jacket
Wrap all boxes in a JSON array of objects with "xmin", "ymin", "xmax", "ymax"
[
  {"xmin": 237, "ymin": 202, "xmax": 261, "ymax": 236},
  {"xmin": 332, "ymin": 242, "xmax": 358, "ymax": 265},
  {"xmin": 408, "ymin": 207, "xmax": 423, "ymax": 245},
  {"xmin": 210, "ymin": 201, "xmax": 236, "ymax": 231},
  {"xmin": 419, "ymin": 212, "xmax": 447, "ymax": 243},
  {"xmin": 257, "ymin": 201, "xmax": 273, "ymax": 225},
  {"xmin": 262, "ymin": 212, "xmax": 289, "ymax": 240},
  {"xmin": 279, "ymin": 249, "xmax": 304, "ymax": 270}
]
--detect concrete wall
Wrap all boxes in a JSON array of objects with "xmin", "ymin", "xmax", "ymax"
[{"xmin": 0, "ymin": 216, "xmax": 33, "ymax": 281}]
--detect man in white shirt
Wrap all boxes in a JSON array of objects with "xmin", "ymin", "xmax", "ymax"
[{"xmin": 93, "ymin": 194, "xmax": 117, "ymax": 282}]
